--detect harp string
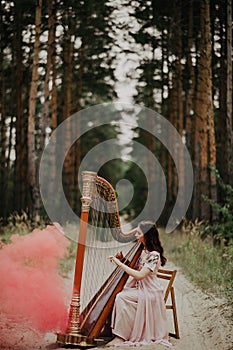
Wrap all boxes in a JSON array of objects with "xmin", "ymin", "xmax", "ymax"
[{"xmin": 80, "ymin": 198, "xmax": 134, "ymax": 311}]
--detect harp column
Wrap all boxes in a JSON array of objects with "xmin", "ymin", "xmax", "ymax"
[{"xmin": 57, "ymin": 171, "xmax": 97, "ymax": 346}]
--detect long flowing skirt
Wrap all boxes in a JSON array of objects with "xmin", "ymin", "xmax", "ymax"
[{"xmin": 111, "ymin": 277, "xmax": 172, "ymax": 347}]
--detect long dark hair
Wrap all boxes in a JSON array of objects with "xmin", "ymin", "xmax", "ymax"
[{"xmin": 138, "ymin": 221, "xmax": 167, "ymax": 266}]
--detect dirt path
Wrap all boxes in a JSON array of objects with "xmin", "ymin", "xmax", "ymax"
[
  {"xmin": 163, "ymin": 262, "xmax": 233, "ymax": 350},
  {"xmin": 39, "ymin": 261, "xmax": 232, "ymax": 350}
]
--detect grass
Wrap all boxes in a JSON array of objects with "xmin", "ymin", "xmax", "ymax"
[
  {"xmin": 161, "ymin": 227, "xmax": 233, "ymax": 303},
  {"xmin": 58, "ymin": 239, "xmax": 77, "ymax": 277},
  {"xmin": 0, "ymin": 212, "xmax": 46, "ymax": 243}
]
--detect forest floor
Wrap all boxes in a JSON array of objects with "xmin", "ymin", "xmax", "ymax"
[{"xmin": 37, "ymin": 261, "xmax": 233, "ymax": 350}]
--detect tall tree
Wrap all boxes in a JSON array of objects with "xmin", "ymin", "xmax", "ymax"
[
  {"xmin": 192, "ymin": 0, "xmax": 217, "ymax": 221},
  {"xmin": 14, "ymin": 0, "xmax": 28, "ymax": 214},
  {"xmin": 184, "ymin": 0, "xmax": 195, "ymax": 153},
  {"xmin": 47, "ymin": 0, "xmax": 58, "ymax": 203},
  {"xmin": 0, "ymin": 2, "xmax": 7, "ymax": 220},
  {"xmin": 168, "ymin": 0, "xmax": 184, "ymax": 208},
  {"xmin": 59, "ymin": 3, "xmax": 76, "ymax": 212},
  {"xmin": 216, "ymin": 0, "xmax": 232, "ymax": 188},
  {"xmin": 40, "ymin": 0, "xmax": 57, "ymax": 151},
  {"xmin": 27, "ymin": 0, "xmax": 42, "ymax": 221}
]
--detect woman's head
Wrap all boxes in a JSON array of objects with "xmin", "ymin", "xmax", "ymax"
[{"xmin": 136, "ymin": 221, "xmax": 167, "ymax": 266}]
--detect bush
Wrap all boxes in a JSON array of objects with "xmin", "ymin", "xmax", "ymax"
[
  {"xmin": 161, "ymin": 226, "xmax": 233, "ymax": 303},
  {"xmin": 203, "ymin": 169, "xmax": 233, "ymax": 242}
]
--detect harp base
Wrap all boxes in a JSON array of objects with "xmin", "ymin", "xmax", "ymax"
[{"xmin": 56, "ymin": 332, "xmax": 106, "ymax": 348}]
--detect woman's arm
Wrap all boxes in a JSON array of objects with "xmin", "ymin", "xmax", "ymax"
[{"xmin": 109, "ymin": 255, "xmax": 151, "ymax": 280}]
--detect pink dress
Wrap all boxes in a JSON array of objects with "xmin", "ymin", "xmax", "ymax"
[{"xmin": 111, "ymin": 249, "xmax": 172, "ymax": 347}]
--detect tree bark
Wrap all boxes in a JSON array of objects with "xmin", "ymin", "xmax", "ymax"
[
  {"xmin": 166, "ymin": 1, "xmax": 184, "ymax": 211},
  {"xmin": 0, "ymin": 4, "xmax": 7, "ymax": 219},
  {"xmin": 185, "ymin": 0, "xmax": 195, "ymax": 153},
  {"xmin": 14, "ymin": 2, "xmax": 27, "ymax": 214},
  {"xmin": 217, "ymin": 0, "xmax": 233, "ymax": 187},
  {"xmin": 193, "ymin": 0, "xmax": 217, "ymax": 221},
  {"xmin": 27, "ymin": 0, "xmax": 42, "ymax": 222},
  {"xmin": 47, "ymin": 0, "xmax": 58, "ymax": 206},
  {"xmin": 60, "ymin": 7, "xmax": 75, "ymax": 213},
  {"xmin": 73, "ymin": 43, "xmax": 84, "ymax": 214},
  {"xmin": 173, "ymin": 0, "xmax": 185, "ymax": 214},
  {"xmin": 40, "ymin": 0, "xmax": 56, "ymax": 152},
  {"xmin": 226, "ymin": 0, "xmax": 233, "ymax": 185}
]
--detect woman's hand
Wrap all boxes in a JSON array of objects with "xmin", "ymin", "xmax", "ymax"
[
  {"xmin": 115, "ymin": 251, "xmax": 123, "ymax": 260},
  {"xmin": 108, "ymin": 255, "xmax": 120, "ymax": 265},
  {"xmin": 108, "ymin": 254, "xmax": 151, "ymax": 280},
  {"xmin": 108, "ymin": 251, "xmax": 123, "ymax": 263}
]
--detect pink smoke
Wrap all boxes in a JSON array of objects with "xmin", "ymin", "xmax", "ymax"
[{"xmin": 0, "ymin": 223, "xmax": 71, "ymax": 348}]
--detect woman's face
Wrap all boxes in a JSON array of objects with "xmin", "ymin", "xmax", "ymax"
[{"xmin": 135, "ymin": 227, "xmax": 145, "ymax": 244}]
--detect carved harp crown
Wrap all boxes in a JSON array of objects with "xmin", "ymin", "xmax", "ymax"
[{"xmin": 57, "ymin": 171, "xmax": 143, "ymax": 347}]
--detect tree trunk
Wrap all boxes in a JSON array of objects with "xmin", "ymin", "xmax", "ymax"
[
  {"xmin": 217, "ymin": 0, "xmax": 233, "ymax": 187},
  {"xmin": 167, "ymin": 1, "xmax": 184, "ymax": 212},
  {"xmin": 193, "ymin": 0, "xmax": 217, "ymax": 221},
  {"xmin": 61, "ymin": 8, "xmax": 75, "ymax": 213},
  {"xmin": 40, "ymin": 0, "xmax": 56, "ymax": 152},
  {"xmin": 185, "ymin": 0, "xmax": 195, "ymax": 153},
  {"xmin": 47, "ymin": 0, "xmax": 58, "ymax": 207},
  {"xmin": 0, "ymin": 5, "xmax": 7, "ymax": 219},
  {"xmin": 226, "ymin": 0, "xmax": 232, "ymax": 185},
  {"xmin": 14, "ymin": 2, "xmax": 27, "ymax": 214},
  {"xmin": 173, "ymin": 0, "xmax": 185, "ymax": 214},
  {"xmin": 166, "ymin": 88, "xmax": 176, "ymax": 206},
  {"xmin": 165, "ymin": 14, "xmax": 174, "ymax": 209},
  {"xmin": 27, "ymin": 0, "xmax": 42, "ymax": 222},
  {"xmin": 159, "ymin": 26, "xmax": 168, "ymax": 209},
  {"xmin": 73, "ymin": 43, "xmax": 84, "ymax": 214}
]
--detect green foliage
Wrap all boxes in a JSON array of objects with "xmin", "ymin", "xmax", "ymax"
[
  {"xmin": 161, "ymin": 228, "xmax": 233, "ymax": 305},
  {"xmin": 58, "ymin": 226, "xmax": 77, "ymax": 277},
  {"xmin": 0, "ymin": 212, "xmax": 45, "ymax": 243},
  {"xmin": 203, "ymin": 170, "xmax": 233, "ymax": 242}
]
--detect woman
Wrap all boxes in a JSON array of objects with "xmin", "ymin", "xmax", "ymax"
[{"xmin": 107, "ymin": 221, "xmax": 172, "ymax": 347}]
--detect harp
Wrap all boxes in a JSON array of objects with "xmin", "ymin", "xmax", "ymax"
[{"xmin": 57, "ymin": 171, "xmax": 143, "ymax": 347}]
